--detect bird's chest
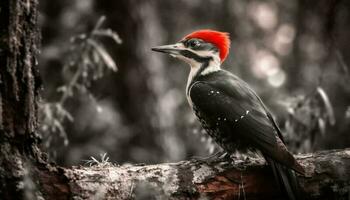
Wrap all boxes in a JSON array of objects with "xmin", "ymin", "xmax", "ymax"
[
  {"xmin": 192, "ymin": 106, "xmax": 221, "ymax": 139},
  {"xmin": 190, "ymin": 103, "xmax": 248, "ymax": 153}
]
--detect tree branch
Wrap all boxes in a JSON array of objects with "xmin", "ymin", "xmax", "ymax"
[{"xmin": 36, "ymin": 148, "xmax": 350, "ymax": 200}]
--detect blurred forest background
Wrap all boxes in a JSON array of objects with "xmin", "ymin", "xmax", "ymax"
[{"xmin": 38, "ymin": 0, "xmax": 350, "ymax": 167}]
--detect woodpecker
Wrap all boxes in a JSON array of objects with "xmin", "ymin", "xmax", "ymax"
[{"xmin": 152, "ymin": 29, "xmax": 305, "ymax": 200}]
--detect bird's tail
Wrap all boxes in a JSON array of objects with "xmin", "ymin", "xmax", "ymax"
[{"xmin": 265, "ymin": 157, "xmax": 304, "ymax": 200}]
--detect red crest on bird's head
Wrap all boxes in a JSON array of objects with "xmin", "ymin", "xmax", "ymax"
[{"xmin": 183, "ymin": 29, "xmax": 231, "ymax": 62}]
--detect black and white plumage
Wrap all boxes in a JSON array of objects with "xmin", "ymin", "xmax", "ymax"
[
  {"xmin": 188, "ymin": 70, "xmax": 304, "ymax": 173},
  {"xmin": 152, "ymin": 29, "xmax": 305, "ymax": 200}
]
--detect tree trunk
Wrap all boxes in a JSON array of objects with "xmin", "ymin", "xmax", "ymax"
[
  {"xmin": 0, "ymin": 0, "xmax": 42, "ymax": 199},
  {"xmin": 1, "ymin": 0, "xmax": 350, "ymax": 200}
]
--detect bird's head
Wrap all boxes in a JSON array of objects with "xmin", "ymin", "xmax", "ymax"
[{"xmin": 152, "ymin": 29, "xmax": 230, "ymax": 67}]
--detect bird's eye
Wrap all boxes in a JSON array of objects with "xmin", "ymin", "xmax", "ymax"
[{"xmin": 188, "ymin": 40, "xmax": 200, "ymax": 48}]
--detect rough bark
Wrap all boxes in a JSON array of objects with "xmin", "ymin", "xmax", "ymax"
[
  {"xmin": 0, "ymin": 0, "xmax": 42, "ymax": 199},
  {"xmin": 32, "ymin": 148, "xmax": 349, "ymax": 200}
]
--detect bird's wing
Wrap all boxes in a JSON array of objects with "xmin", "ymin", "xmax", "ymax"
[
  {"xmin": 189, "ymin": 80, "xmax": 304, "ymax": 174},
  {"xmin": 253, "ymin": 93, "xmax": 286, "ymax": 144}
]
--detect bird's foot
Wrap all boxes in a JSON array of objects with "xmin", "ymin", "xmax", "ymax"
[
  {"xmin": 231, "ymin": 160, "xmax": 247, "ymax": 171},
  {"xmin": 229, "ymin": 153, "xmax": 251, "ymax": 171}
]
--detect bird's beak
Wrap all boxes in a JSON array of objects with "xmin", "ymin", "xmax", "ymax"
[{"xmin": 151, "ymin": 43, "xmax": 182, "ymax": 56}]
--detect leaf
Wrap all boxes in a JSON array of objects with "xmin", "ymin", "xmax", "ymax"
[
  {"xmin": 335, "ymin": 49, "xmax": 349, "ymax": 78},
  {"xmin": 93, "ymin": 29, "xmax": 122, "ymax": 44},
  {"xmin": 317, "ymin": 87, "xmax": 335, "ymax": 125},
  {"xmin": 318, "ymin": 118, "xmax": 326, "ymax": 136},
  {"xmin": 56, "ymin": 104, "xmax": 74, "ymax": 122},
  {"xmin": 88, "ymin": 39, "xmax": 118, "ymax": 71},
  {"xmin": 57, "ymin": 86, "xmax": 67, "ymax": 93},
  {"xmin": 346, "ymin": 106, "xmax": 350, "ymax": 119},
  {"xmin": 93, "ymin": 16, "xmax": 106, "ymax": 31}
]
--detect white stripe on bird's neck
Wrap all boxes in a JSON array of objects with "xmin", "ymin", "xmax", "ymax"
[{"xmin": 186, "ymin": 56, "xmax": 221, "ymax": 106}]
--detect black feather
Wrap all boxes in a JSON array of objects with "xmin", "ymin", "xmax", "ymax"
[
  {"xmin": 188, "ymin": 69, "xmax": 305, "ymax": 199},
  {"xmin": 265, "ymin": 157, "xmax": 304, "ymax": 200}
]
